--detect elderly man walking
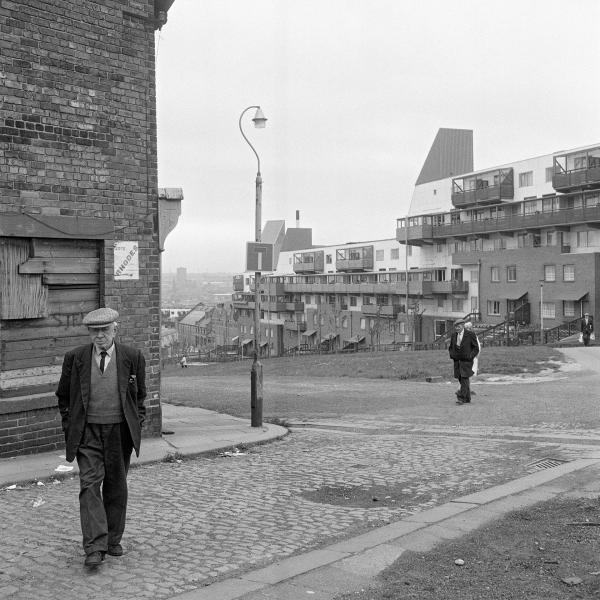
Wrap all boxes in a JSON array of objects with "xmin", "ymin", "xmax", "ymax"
[
  {"xmin": 56, "ymin": 308, "xmax": 147, "ymax": 568},
  {"xmin": 448, "ymin": 318, "xmax": 480, "ymax": 405}
]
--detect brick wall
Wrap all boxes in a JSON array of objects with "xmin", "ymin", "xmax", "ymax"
[{"xmin": 0, "ymin": 0, "xmax": 166, "ymax": 455}]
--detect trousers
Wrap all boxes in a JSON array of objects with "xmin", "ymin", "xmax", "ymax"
[
  {"xmin": 458, "ymin": 375, "xmax": 471, "ymax": 402},
  {"xmin": 76, "ymin": 422, "xmax": 133, "ymax": 555}
]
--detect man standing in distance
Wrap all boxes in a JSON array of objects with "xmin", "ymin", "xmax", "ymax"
[
  {"xmin": 448, "ymin": 318, "xmax": 480, "ymax": 405},
  {"xmin": 56, "ymin": 308, "xmax": 146, "ymax": 568},
  {"xmin": 581, "ymin": 312, "xmax": 594, "ymax": 346}
]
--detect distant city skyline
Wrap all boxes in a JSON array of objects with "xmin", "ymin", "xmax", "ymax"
[{"xmin": 156, "ymin": 0, "xmax": 600, "ymax": 273}]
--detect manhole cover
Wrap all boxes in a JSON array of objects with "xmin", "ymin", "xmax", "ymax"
[{"xmin": 527, "ymin": 457, "xmax": 568, "ymax": 473}]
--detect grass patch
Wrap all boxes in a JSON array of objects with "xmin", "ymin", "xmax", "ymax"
[
  {"xmin": 335, "ymin": 496, "xmax": 600, "ymax": 600},
  {"xmin": 164, "ymin": 346, "xmax": 564, "ymax": 382}
]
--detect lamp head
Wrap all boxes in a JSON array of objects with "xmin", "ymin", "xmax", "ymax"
[{"xmin": 252, "ymin": 107, "xmax": 267, "ymax": 129}]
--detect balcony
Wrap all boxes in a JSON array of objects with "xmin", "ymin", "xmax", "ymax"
[
  {"xmin": 284, "ymin": 319, "xmax": 307, "ymax": 332},
  {"xmin": 262, "ymin": 301, "xmax": 304, "ymax": 312},
  {"xmin": 293, "ymin": 250, "xmax": 325, "ymax": 274},
  {"xmin": 451, "ymin": 168, "xmax": 514, "ymax": 208},
  {"xmin": 430, "ymin": 280, "xmax": 469, "ymax": 294},
  {"xmin": 400, "ymin": 202, "xmax": 600, "ymax": 245},
  {"xmin": 336, "ymin": 245, "xmax": 374, "ymax": 272},
  {"xmin": 395, "ymin": 223, "xmax": 434, "ymax": 246},
  {"xmin": 553, "ymin": 148, "xmax": 600, "ymax": 192},
  {"xmin": 361, "ymin": 304, "xmax": 403, "ymax": 317}
]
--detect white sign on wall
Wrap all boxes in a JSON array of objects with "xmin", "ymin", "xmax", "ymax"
[{"xmin": 114, "ymin": 241, "xmax": 139, "ymax": 280}]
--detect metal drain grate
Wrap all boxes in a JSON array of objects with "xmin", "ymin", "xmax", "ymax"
[{"xmin": 527, "ymin": 457, "xmax": 568, "ymax": 473}]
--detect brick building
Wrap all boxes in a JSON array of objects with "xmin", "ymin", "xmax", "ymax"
[{"xmin": 0, "ymin": 0, "xmax": 179, "ymax": 457}]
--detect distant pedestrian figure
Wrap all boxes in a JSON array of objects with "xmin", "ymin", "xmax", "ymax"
[
  {"xmin": 581, "ymin": 313, "xmax": 594, "ymax": 346},
  {"xmin": 56, "ymin": 307, "xmax": 146, "ymax": 569},
  {"xmin": 449, "ymin": 318, "xmax": 480, "ymax": 405},
  {"xmin": 180, "ymin": 356, "xmax": 188, "ymax": 368},
  {"xmin": 464, "ymin": 321, "xmax": 481, "ymax": 377}
]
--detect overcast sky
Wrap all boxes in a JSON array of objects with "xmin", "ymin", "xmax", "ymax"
[{"xmin": 156, "ymin": 0, "xmax": 600, "ymax": 274}]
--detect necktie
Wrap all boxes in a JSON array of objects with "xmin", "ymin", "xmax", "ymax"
[{"xmin": 100, "ymin": 351, "xmax": 107, "ymax": 373}]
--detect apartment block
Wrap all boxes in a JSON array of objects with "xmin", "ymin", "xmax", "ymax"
[{"xmin": 227, "ymin": 130, "xmax": 599, "ymax": 355}]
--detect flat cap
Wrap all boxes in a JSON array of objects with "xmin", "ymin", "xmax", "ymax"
[
  {"xmin": 83, "ymin": 307, "xmax": 119, "ymax": 328},
  {"xmin": 454, "ymin": 318, "xmax": 465, "ymax": 325}
]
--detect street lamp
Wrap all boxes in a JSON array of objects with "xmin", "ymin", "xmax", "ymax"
[
  {"xmin": 239, "ymin": 105, "xmax": 267, "ymax": 428},
  {"xmin": 539, "ymin": 280, "xmax": 544, "ymax": 343}
]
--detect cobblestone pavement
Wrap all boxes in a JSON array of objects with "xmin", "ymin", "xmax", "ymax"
[{"xmin": 0, "ymin": 424, "xmax": 589, "ymax": 600}]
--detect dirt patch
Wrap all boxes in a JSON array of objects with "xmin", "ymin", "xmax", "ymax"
[
  {"xmin": 302, "ymin": 483, "xmax": 434, "ymax": 509},
  {"xmin": 335, "ymin": 496, "xmax": 600, "ymax": 600}
]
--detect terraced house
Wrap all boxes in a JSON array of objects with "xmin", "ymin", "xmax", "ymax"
[
  {"xmin": 228, "ymin": 130, "xmax": 599, "ymax": 355},
  {"xmin": 0, "ymin": 0, "xmax": 181, "ymax": 457}
]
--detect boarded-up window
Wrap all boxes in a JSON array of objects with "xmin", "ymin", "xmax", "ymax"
[{"xmin": 0, "ymin": 237, "xmax": 100, "ymax": 398}]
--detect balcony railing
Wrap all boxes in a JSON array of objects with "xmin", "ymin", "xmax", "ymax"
[
  {"xmin": 430, "ymin": 280, "xmax": 469, "ymax": 294},
  {"xmin": 553, "ymin": 148, "xmax": 600, "ymax": 192},
  {"xmin": 336, "ymin": 257, "xmax": 374, "ymax": 272},
  {"xmin": 293, "ymin": 250, "xmax": 325, "ymax": 274},
  {"xmin": 397, "ymin": 203, "xmax": 600, "ymax": 244},
  {"xmin": 284, "ymin": 319, "xmax": 307, "ymax": 332},
  {"xmin": 360, "ymin": 304, "xmax": 404, "ymax": 317},
  {"xmin": 451, "ymin": 182, "xmax": 514, "ymax": 208}
]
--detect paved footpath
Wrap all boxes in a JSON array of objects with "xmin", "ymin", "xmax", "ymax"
[{"xmin": 1, "ymin": 348, "xmax": 599, "ymax": 600}]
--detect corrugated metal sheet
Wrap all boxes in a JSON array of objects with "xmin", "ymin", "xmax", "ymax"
[{"xmin": 415, "ymin": 129, "xmax": 474, "ymax": 185}]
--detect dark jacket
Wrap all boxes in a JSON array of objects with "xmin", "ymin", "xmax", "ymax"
[
  {"xmin": 581, "ymin": 318, "xmax": 594, "ymax": 335},
  {"xmin": 56, "ymin": 342, "xmax": 147, "ymax": 462},
  {"xmin": 448, "ymin": 329, "xmax": 480, "ymax": 378}
]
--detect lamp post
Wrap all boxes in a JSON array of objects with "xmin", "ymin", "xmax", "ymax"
[
  {"xmin": 539, "ymin": 281, "xmax": 544, "ymax": 344},
  {"xmin": 239, "ymin": 105, "xmax": 267, "ymax": 428}
]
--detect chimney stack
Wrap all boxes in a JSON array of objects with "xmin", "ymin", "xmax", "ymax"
[{"xmin": 296, "ymin": 210, "xmax": 300, "ymax": 228}]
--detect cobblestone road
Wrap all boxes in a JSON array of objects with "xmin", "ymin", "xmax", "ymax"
[{"xmin": 0, "ymin": 425, "xmax": 582, "ymax": 600}]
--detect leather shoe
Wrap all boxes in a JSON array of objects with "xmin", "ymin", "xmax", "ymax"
[
  {"xmin": 84, "ymin": 551, "xmax": 105, "ymax": 567},
  {"xmin": 107, "ymin": 544, "xmax": 123, "ymax": 556},
  {"xmin": 455, "ymin": 400, "xmax": 465, "ymax": 405}
]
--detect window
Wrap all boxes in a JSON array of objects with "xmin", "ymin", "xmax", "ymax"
[
  {"xmin": 542, "ymin": 302, "xmax": 555, "ymax": 319},
  {"xmin": 375, "ymin": 249, "xmax": 384, "ymax": 261},
  {"xmin": 312, "ymin": 314, "xmax": 317, "ymax": 326},
  {"xmin": 342, "ymin": 316, "xmax": 348, "ymax": 328},
  {"xmin": 524, "ymin": 200, "xmax": 537, "ymax": 214},
  {"xmin": 487, "ymin": 300, "xmax": 501, "ymax": 315},
  {"xmin": 546, "ymin": 232, "xmax": 554, "ymax": 246},
  {"xmin": 563, "ymin": 265, "xmax": 575, "ymax": 281},
  {"xmin": 470, "ymin": 269, "xmax": 478, "ymax": 282},
  {"xmin": 305, "ymin": 295, "xmax": 312, "ymax": 304},
  {"xmin": 319, "ymin": 315, "xmax": 324, "ymax": 325},
  {"xmin": 437, "ymin": 297, "xmax": 444, "ymax": 308},
  {"xmin": 544, "ymin": 265, "xmax": 556, "ymax": 282},
  {"xmin": 490, "ymin": 267, "xmax": 500, "ymax": 282},
  {"xmin": 434, "ymin": 320, "xmax": 446, "ymax": 338},
  {"xmin": 471, "ymin": 296, "xmax": 478, "ymax": 312},
  {"xmin": 350, "ymin": 295, "xmax": 358, "ymax": 307},
  {"xmin": 493, "ymin": 238, "xmax": 506, "ymax": 250},
  {"xmin": 519, "ymin": 171, "xmax": 533, "ymax": 187},
  {"xmin": 507, "ymin": 266, "xmax": 517, "ymax": 282},
  {"xmin": 398, "ymin": 322, "xmax": 406, "ymax": 334},
  {"xmin": 326, "ymin": 254, "xmax": 332, "ymax": 264},
  {"xmin": 563, "ymin": 301, "xmax": 575, "ymax": 318},
  {"xmin": 390, "ymin": 248, "xmax": 399, "ymax": 260},
  {"xmin": 577, "ymin": 231, "xmax": 590, "ymax": 247},
  {"xmin": 360, "ymin": 318, "xmax": 366, "ymax": 330},
  {"xmin": 363, "ymin": 295, "xmax": 374, "ymax": 305},
  {"xmin": 435, "ymin": 243, "xmax": 444, "ymax": 253},
  {"xmin": 545, "ymin": 166, "xmax": 554, "ymax": 182}
]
